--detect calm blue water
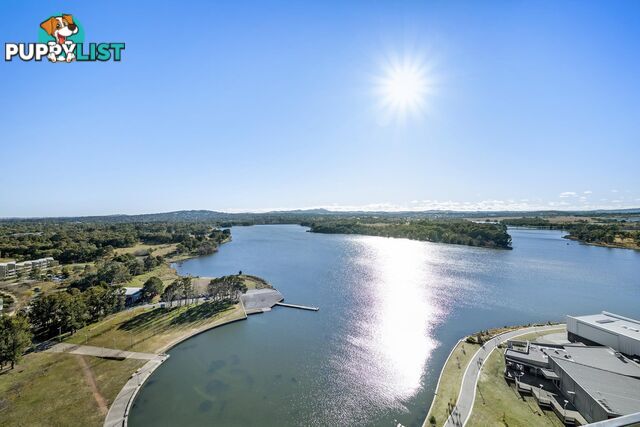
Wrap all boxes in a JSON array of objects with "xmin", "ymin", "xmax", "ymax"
[{"xmin": 129, "ymin": 225, "xmax": 640, "ymax": 427}]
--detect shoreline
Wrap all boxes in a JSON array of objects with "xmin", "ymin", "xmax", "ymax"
[
  {"xmin": 308, "ymin": 229, "xmax": 512, "ymax": 250},
  {"xmin": 165, "ymin": 234, "xmax": 233, "ymax": 264},
  {"xmin": 105, "ymin": 264, "xmax": 284, "ymax": 426},
  {"xmin": 104, "ymin": 303, "xmax": 250, "ymax": 427},
  {"xmin": 423, "ymin": 322, "xmax": 563, "ymax": 427},
  {"xmin": 506, "ymin": 225, "xmax": 640, "ymax": 251},
  {"xmin": 563, "ymin": 235, "xmax": 640, "ymax": 251},
  {"xmin": 423, "ymin": 338, "xmax": 464, "ymax": 426},
  {"xmin": 105, "ymin": 235, "xmax": 280, "ymax": 427}
]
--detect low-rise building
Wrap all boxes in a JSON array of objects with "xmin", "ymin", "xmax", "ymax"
[
  {"xmin": 0, "ymin": 257, "xmax": 57, "ymax": 280},
  {"xmin": 124, "ymin": 287, "xmax": 143, "ymax": 305},
  {"xmin": 567, "ymin": 311, "xmax": 640, "ymax": 357},
  {"xmin": 550, "ymin": 355, "xmax": 640, "ymax": 422},
  {"xmin": 505, "ymin": 315, "xmax": 640, "ymax": 423}
]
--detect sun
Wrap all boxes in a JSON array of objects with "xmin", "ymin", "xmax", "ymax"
[{"xmin": 374, "ymin": 56, "xmax": 434, "ymax": 123}]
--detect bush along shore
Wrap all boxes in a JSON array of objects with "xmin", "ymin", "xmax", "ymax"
[{"xmin": 306, "ymin": 219, "xmax": 512, "ymax": 249}]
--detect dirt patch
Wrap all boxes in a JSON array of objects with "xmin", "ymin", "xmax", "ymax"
[{"xmin": 75, "ymin": 355, "xmax": 108, "ymax": 416}]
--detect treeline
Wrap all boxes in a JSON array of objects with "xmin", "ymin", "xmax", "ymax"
[
  {"xmin": 565, "ymin": 223, "xmax": 640, "ymax": 247},
  {"xmin": 0, "ymin": 222, "xmax": 231, "ymax": 264},
  {"xmin": 70, "ymin": 253, "xmax": 164, "ymax": 290},
  {"xmin": 500, "ymin": 217, "xmax": 554, "ymax": 227},
  {"xmin": 0, "ymin": 314, "xmax": 31, "ymax": 369},
  {"xmin": 207, "ymin": 276, "xmax": 247, "ymax": 302},
  {"xmin": 499, "ymin": 217, "xmax": 640, "ymax": 248},
  {"xmin": 161, "ymin": 277, "xmax": 198, "ymax": 306},
  {"xmin": 29, "ymin": 285, "xmax": 125, "ymax": 339},
  {"xmin": 18, "ymin": 274, "xmax": 166, "ymax": 343},
  {"xmin": 160, "ymin": 275, "xmax": 248, "ymax": 307},
  {"xmin": 307, "ymin": 219, "xmax": 512, "ymax": 249}
]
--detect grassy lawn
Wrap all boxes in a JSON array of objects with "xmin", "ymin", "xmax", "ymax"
[
  {"xmin": 113, "ymin": 243, "xmax": 178, "ymax": 257},
  {"xmin": 425, "ymin": 340, "xmax": 480, "ymax": 426},
  {"xmin": 240, "ymin": 274, "xmax": 273, "ymax": 290},
  {"xmin": 0, "ymin": 352, "xmax": 144, "ymax": 427},
  {"xmin": 426, "ymin": 326, "xmax": 565, "ymax": 427},
  {"xmin": 466, "ymin": 327, "xmax": 567, "ymax": 427},
  {"xmin": 467, "ymin": 346, "xmax": 564, "ymax": 427},
  {"xmin": 0, "ymin": 299, "xmax": 246, "ymax": 426},
  {"xmin": 191, "ymin": 274, "xmax": 273, "ymax": 294},
  {"xmin": 126, "ymin": 262, "xmax": 179, "ymax": 288},
  {"xmin": 66, "ymin": 301, "xmax": 246, "ymax": 353}
]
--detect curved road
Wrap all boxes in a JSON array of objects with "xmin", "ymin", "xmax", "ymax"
[{"xmin": 443, "ymin": 324, "xmax": 565, "ymax": 427}]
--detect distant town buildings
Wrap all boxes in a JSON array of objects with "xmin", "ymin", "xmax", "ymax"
[
  {"xmin": 0, "ymin": 257, "xmax": 58, "ymax": 280},
  {"xmin": 504, "ymin": 312, "xmax": 640, "ymax": 424}
]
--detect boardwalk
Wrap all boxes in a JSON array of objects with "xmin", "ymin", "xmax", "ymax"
[
  {"xmin": 103, "ymin": 356, "xmax": 169, "ymax": 427},
  {"xmin": 275, "ymin": 302, "xmax": 319, "ymax": 311}
]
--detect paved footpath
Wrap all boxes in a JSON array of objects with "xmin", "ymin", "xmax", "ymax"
[
  {"xmin": 443, "ymin": 324, "xmax": 565, "ymax": 427},
  {"xmin": 103, "ymin": 356, "xmax": 169, "ymax": 427},
  {"xmin": 47, "ymin": 343, "xmax": 161, "ymax": 361}
]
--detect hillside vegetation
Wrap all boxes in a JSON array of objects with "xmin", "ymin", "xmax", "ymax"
[
  {"xmin": 0, "ymin": 222, "xmax": 230, "ymax": 264},
  {"xmin": 307, "ymin": 219, "xmax": 512, "ymax": 249},
  {"xmin": 500, "ymin": 217, "xmax": 640, "ymax": 250}
]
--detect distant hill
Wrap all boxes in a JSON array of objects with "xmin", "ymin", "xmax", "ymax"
[{"xmin": 1, "ymin": 208, "xmax": 639, "ymax": 223}]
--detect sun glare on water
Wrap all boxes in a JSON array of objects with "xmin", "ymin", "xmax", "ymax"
[{"xmin": 375, "ymin": 55, "xmax": 435, "ymax": 123}]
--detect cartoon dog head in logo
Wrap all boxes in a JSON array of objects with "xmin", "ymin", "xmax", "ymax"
[
  {"xmin": 40, "ymin": 14, "xmax": 78, "ymax": 62},
  {"xmin": 40, "ymin": 15, "xmax": 78, "ymax": 44}
]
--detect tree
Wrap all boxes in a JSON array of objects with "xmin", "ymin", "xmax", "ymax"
[
  {"xmin": 96, "ymin": 262, "xmax": 131, "ymax": 285},
  {"xmin": 142, "ymin": 277, "xmax": 163, "ymax": 302},
  {"xmin": 162, "ymin": 281, "xmax": 181, "ymax": 308},
  {"xmin": 181, "ymin": 277, "xmax": 193, "ymax": 305},
  {"xmin": 29, "ymin": 291, "xmax": 87, "ymax": 338},
  {"xmin": 0, "ymin": 314, "xmax": 32, "ymax": 369},
  {"xmin": 207, "ymin": 280, "xmax": 221, "ymax": 301},
  {"xmin": 207, "ymin": 275, "xmax": 247, "ymax": 303},
  {"xmin": 83, "ymin": 285, "xmax": 123, "ymax": 322},
  {"xmin": 143, "ymin": 256, "xmax": 158, "ymax": 271}
]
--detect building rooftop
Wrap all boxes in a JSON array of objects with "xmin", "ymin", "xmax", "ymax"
[
  {"xmin": 505, "ymin": 344, "xmax": 551, "ymax": 366},
  {"xmin": 123, "ymin": 287, "xmax": 142, "ymax": 296},
  {"xmin": 562, "ymin": 346, "xmax": 640, "ymax": 379},
  {"xmin": 569, "ymin": 312, "xmax": 640, "ymax": 342},
  {"xmin": 552, "ymin": 356, "xmax": 640, "ymax": 417},
  {"xmin": 506, "ymin": 341, "xmax": 640, "ymax": 379}
]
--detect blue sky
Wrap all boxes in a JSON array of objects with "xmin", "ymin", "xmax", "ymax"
[{"xmin": 1, "ymin": 0, "xmax": 639, "ymax": 217}]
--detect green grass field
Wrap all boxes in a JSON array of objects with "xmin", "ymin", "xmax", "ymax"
[
  {"xmin": 0, "ymin": 299, "xmax": 247, "ymax": 426},
  {"xmin": 126, "ymin": 262, "xmax": 180, "ymax": 289},
  {"xmin": 467, "ymin": 327, "xmax": 566, "ymax": 427},
  {"xmin": 467, "ymin": 346, "xmax": 564, "ymax": 427},
  {"xmin": 66, "ymin": 301, "xmax": 246, "ymax": 353},
  {"xmin": 113, "ymin": 243, "xmax": 178, "ymax": 257},
  {"xmin": 0, "ymin": 352, "xmax": 144, "ymax": 427},
  {"xmin": 425, "ymin": 340, "xmax": 480, "ymax": 426}
]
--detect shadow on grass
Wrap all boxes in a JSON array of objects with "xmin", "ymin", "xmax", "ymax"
[
  {"xmin": 170, "ymin": 301, "xmax": 232, "ymax": 325},
  {"xmin": 117, "ymin": 301, "xmax": 233, "ymax": 333},
  {"xmin": 118, "ymin": 309, "xmax": 171, "ymax": 331}
]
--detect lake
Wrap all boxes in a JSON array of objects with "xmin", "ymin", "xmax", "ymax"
[{"xmin": 129, "ymin": 225, "xmax": 640, "ymax": 427}]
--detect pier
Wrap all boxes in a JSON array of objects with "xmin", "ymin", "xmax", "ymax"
[{"xmin": 275, "ymin": 302, "xmax": 319, "ymax": 311}]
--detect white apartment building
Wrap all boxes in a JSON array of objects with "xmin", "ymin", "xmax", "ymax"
[{"xmin": 0, "ymin": 257, "xmax": 57, "ymax": 280}]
